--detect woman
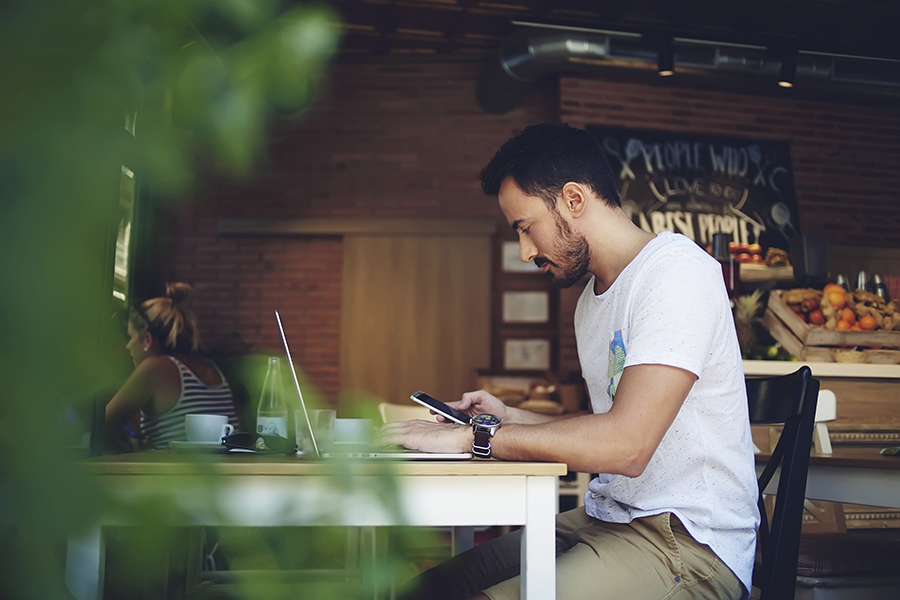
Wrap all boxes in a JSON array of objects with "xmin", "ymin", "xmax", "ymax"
[{"xmin": 105, "ymin": 282, "xmax": 238, "ymax": 449}]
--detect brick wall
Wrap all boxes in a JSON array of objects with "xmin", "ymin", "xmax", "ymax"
[
  {"xmin": 162, "ymin": 62, "xmax": 555, "ymax": 401},
  {"xmin": 160, "ymin": 62, "xmax": 900, "ymax": 398}
]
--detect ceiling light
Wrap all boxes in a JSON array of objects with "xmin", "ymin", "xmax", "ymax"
[
  {"xmin": 778, "ymin": 54, "xmax": 797, "ymax": 88},
  {"xmin": 658, "ymin": 42, "xmax": 674, "ymax": 76}
]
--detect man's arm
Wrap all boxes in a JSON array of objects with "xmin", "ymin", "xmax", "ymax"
[
  {"xmin": 380, "ymin": 363, "xmax": 695, "ymax": 476},
  {"xmin": 489, "ymin": 363, "xmax": 696, "ymax": 474}
]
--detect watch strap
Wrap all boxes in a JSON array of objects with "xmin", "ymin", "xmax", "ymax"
[{"xmin": 473, "ymin": 429, "xmax": 493, "ymax": 458}]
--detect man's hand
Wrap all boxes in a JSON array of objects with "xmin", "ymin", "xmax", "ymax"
[
  {"xmin": 378, "ymin": 388, "xmax": 570, "ymax": 455},
  {"xmin": 439, "ymin": 390, "xmax": 510, "ymax": 422},
  {"xmin": 375, "ymin": 419, "xmax": 471, "ymax": 453},
  {"xmin": 444, "ymin": 390, "xmax": 561, "ymax": 425}
]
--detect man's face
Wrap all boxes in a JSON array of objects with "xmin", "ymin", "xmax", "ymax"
[
  {"xmin": 498, "ymin": 178, "xmax": 591, "ymax": 288},
  {"xmin": 545, "ymin": 210, "xmax": 591, "ymax": 288}
]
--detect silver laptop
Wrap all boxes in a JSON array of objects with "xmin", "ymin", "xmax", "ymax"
[{"xmin": 275, "ymin": 310, "xmax": 472, "ymax": 460}]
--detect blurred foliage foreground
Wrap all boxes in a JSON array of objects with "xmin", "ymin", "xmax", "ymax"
[{"xmin": 0, "ymin": 1, "xmax": 433, "ymax": 598}]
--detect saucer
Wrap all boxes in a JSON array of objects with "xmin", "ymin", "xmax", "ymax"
[{"xmin": 170, "ymin": 440, "xmax": 227, "ymax": 453}]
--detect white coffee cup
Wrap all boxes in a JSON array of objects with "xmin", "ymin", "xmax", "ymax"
[
  {"xmin": 185, "ymin": 414, "xmax": 234, "ymax": 443},
  {"xmin": 335, "ymin": 418, "xmax": 373, "ymax": 446}
]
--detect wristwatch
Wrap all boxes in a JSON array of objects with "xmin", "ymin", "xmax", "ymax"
[{"xmin": 472, "ymin": 414, "xmax": 501, "ymax": 458}]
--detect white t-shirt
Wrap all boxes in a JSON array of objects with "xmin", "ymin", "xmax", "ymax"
[{"xmin": 575, "ymin": 231, "xmax": 759, "ymax": 598}]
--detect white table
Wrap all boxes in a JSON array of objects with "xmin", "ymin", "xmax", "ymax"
[
  {"xmin": 758, "ymin": 447, "xmax": 900, "ymax": 509},
  {"xmin": 66, "ymin": 453, "xmax": 567, "ymax": 600}
]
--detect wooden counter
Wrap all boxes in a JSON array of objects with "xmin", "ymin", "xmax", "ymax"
[{"xmin": 747, "ymin": 360, "xmax": 900, "ymax": 528}]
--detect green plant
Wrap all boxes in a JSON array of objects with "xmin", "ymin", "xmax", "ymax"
[{"xmin": 0, "ymin": 3, "xmax": 430, "ymax": 598}]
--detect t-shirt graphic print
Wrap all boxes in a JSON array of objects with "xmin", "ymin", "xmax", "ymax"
[{"xmin": 607, "ymin": 329, "xmax": 625, "ymax": 400}]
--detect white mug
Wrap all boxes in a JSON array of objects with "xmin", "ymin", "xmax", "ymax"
[
  {"xmin": 335, "ymin": 418, "xmax": 374, "ymax": 446},
  {"xmin": 185, "ymin": 414, "xmax": 234, "ymax": 443}
]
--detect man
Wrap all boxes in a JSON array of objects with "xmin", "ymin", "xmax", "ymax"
[{"xmin": 382, "ymin": 123, "xmax": 759, "ymax": 600}]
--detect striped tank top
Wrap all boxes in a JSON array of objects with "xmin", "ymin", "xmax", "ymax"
[{"xmin": 140, "ymin": 355, "xmax": 238, "ymax": 449}]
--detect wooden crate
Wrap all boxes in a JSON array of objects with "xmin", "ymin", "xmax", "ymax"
[
  {"xmin": 761, "ymin": 309, "xmax": 833, "ymax": 361},
  {"xmin": 764, "ymin": 290, "xmax": 900, "ymax": 362}
]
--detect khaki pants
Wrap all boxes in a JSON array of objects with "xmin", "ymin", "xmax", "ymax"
[{"xmin": 398, "ymin": 509, "xmax": 744, "ymax": 600}]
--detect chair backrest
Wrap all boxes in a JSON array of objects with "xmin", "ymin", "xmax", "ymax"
[
  {"xmin": 377, "ymin": 402, "xmax": 437, "ymax": 424},
  {"xmin": 747, "ymin": 365, "xmax": 819, "ymax": 600}
]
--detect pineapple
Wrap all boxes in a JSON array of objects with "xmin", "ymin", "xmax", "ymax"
[{"xmin": 733, "ymin": 288, "xmax": 764, "ymax": 353}]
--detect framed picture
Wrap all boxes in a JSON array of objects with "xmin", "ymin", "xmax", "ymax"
[
  {"xmin": 502, "ymin": 291, "xmax": 550, "ymax": 323},
  {"xmin": 504, "ymin": 338, "xmax": 551, "ymax": 370},
  {"xmin": 501, "ymin": 241, "xmax": 541, "ymax": 273}
]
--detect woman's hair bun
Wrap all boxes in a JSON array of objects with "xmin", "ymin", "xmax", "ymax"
[{"xmin": 165, "ymin": 282, "xmax": 193, "ymax": 306}]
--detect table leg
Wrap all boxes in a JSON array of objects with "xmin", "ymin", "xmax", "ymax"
[
  {"xmin": 521, "ymin": 475, "xmax": 556, "ymax": 600},
  {"xmin": 66, "ymin": 525, "xmax": 104, "ymax": 600}
]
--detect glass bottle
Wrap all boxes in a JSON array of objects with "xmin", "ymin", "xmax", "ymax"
[
  {"xmin": 712, "ymin": 233, "xmax": 741, "ymax": 299},
  {"xmin": 256, "ymin": 357, "xmax": 288, "ymax": 443}
]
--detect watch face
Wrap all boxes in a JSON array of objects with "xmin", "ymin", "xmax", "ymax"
[{"xmin": 473, "ymin": 414, "xmax": 501, "ymax": 427}]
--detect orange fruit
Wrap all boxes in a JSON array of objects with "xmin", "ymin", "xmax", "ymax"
[
  {"xmin": 823, "ymin": 284, "xmax": 845, "ymax": 295},
  {"xmin": 841, "ymin": 308, "xmax": 856, "ymax": 325},
  {"xmin": 851, "ymin": 324, "xmax": 862, "ymax": 331},
  {"xmin": 827, "ymin": 291, "xmax": 846, "ymax": 309},
  {"xmin": 836, "ymin": 320, "xmax": 851, "ymax": 331},
  {"xmin": 859, "ymin": 315, "xmax": 877, "ymax": 330}
]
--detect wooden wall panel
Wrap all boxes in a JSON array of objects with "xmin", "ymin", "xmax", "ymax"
[{"xmin": 340, "ymin": 235, "xmax": 491, "ymax": 408}]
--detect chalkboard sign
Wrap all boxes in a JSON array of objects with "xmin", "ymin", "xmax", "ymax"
[{"xmin": 586, "ymin": 126, "xmax": 798, "ymax": 251}]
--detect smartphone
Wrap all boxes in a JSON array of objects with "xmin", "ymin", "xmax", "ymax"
[{"xmin": 410, "ymin": 391, "xmax": 471, "ymax": 425}]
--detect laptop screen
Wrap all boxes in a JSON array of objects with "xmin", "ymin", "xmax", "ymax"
[{"xmin": 275, "ymin": 309, "xmax": 320, "ymax": 458}]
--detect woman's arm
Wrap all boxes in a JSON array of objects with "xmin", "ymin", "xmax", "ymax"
[{"xmin": 104, "ymin": 357, "xmax": 168, "ymax": 441}]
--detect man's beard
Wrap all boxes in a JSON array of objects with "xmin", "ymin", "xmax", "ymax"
[{"xmin": 535, "ymin": 212, "xmax": 591, "ymax": 288}]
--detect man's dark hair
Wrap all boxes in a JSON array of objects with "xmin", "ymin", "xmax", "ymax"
[{"xmin": 480, "ymin": 123, "xmax": 621, "ymax": 210}]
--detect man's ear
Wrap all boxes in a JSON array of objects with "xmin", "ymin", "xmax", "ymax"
[{"xmin": 560, "ymin": 182, "xmax": 588, "ymax": 218}]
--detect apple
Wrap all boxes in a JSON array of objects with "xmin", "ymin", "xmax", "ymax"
[
  {"xmin": 736, "ymin": 253, "xmax": 752, "ymax": 263},
  {"xmin": 801, "ymin": 297, "xmax": 819, "ymax": 313},
  {"xmin": 808, "ymin": 309, "xmax": 826, "ymax": 325}
]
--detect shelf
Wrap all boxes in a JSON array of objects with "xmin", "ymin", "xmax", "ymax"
[
  {"xmin": 743, "ymin": 360, "xmax": 900, "ymax": 379},
  {"xmin": 739, "ymin": 263, "xmax": 794, "ymax": 283}
]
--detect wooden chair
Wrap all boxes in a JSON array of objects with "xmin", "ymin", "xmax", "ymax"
[
  {"xmin": 377, "ymin": 402, "xmax": 438, "ymax": 424},
  {"xmin": 748, "ymin": 365, "xmax": 820, "ymax": 600}
]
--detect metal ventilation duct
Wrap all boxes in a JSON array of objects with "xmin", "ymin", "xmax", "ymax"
[{"xmin": 477, "ymin": 28, "xmax": 900, "ymax": 114}]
